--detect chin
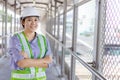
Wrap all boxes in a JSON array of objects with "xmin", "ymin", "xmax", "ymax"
[
  {"xmin": 30, "ymin": 29, "xmax": 37, "ymax": 32},
  {"xmin": 29, "ymin": 27, "xmax": 37, "ymax": 32}
]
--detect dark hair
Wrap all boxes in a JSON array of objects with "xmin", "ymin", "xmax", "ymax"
[{"xmin": 20, "ymin": 17, "xmax": 25, "ymax": 28}]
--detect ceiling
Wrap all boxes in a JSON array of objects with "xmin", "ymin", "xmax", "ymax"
[
  {"xmin": 3, "ymin": 0, "xmax": 65, "ymax": 18},
  {"xmin": 0, "ymin": 0, "xmax": 75, "ymax": 19}
]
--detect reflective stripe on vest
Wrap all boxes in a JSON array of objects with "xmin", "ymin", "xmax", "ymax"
[
  {"xmin": 12, "ymin": 72, "xmax": 46, "ymax": 79},
  {"xmin": 12, "ymin": 73, "xmax": 35, "ymax": 79},
  {"xmin": 38, "ymin": 35, "xmax": 46, "ymax": 57},
  {"xmin": 36, "ymin": 72, "xmax": 46, "ymax": 78},
  {"xmin": 11, "ymin": 32, "xmax": 47, "ymax": 80},
  {"xmin": 17, "ymin": 32, "xmax": 32, "ymax": 58}
]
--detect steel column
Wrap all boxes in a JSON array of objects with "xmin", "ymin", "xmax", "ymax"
[
  {"xmin": 53, "ymin": 0, "xmax": 57, "ymax": 64},
  {"xmin": 54, "ymin": 0, "xmax": 57, "ymax": 37},
  {"xmin": 93, "ymin": 0, "xmax": 102, "ymax": 80},
  {"xmin": 14, "ymin": 0, "xmax": 16, "ymax": 32},
  {"xmin": 56, "ymin": 7, "xmax": 60, "ymax": 65},
  {"xmin": 4, "ymin": 0, "xmax": 8, "ymax": 54},
  {"xmin": 10, "ymin": 15, "xmax": 12, "ymax": 34},
  {"xmin": 50, "ymin": 1, "xmax": 53, "ymax": 34},
  {"xmin": 70, "ymin": 0, "xmax": 78, "ymax": 80},
  {"xmin": 61, "ymin": 0, "xmax": 67, "ymax": 76},
  {"xmin": 1, "ymin": 2, "xmax": 5, "ymax": 56}
]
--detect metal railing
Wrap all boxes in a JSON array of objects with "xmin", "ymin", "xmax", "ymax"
[
  {"xmin": 0, "ymin": 27, "xmax": 107, "ymax": 80},
  {"xmin": 45, "ymin": 31, "xmax": 107, "ymax": 80},
  {"xmin": 0, "ymin": 30, "xmax": 23, "ymax": 39},
  {"xmin": 0, "ymin": 30, "xmax": 22, "ymax": 57},
  {"xmin": 0, "ymin": 8, "xmax": 21, "ymax": 57}
]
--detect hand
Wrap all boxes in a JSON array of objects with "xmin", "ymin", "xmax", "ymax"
[{"xmin": 20, "ymin": 51, "xmax": 29, "ymax": 59}]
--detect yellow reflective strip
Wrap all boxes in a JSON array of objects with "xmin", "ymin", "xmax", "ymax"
[
  {"xmin": 12, "ymin": 73, "xmax": 35, "ymax": 79},
  {"xmin": 19, "ymin": 33, "xmax": 31, "ymax": 58},
  {"xmin": 30, "ymin": 67, "xmax": 35, "ymax": 75},
  {"xmin": 38, "ymin": 68, "xmax": 42, "ymax": 72},
  {"xmin": 38, "ymin": 35, "xmax": 46, "ymax": 58},
  {"xmin": 36, "ymin": 72, "xmax": 46, "ymax": 78}
]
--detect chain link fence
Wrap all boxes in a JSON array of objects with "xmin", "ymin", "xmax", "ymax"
[{"xmin": 99, "ymin": 0, "xmax": 120, "ymax": 80}]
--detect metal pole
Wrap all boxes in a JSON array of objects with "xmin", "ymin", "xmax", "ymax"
[
  {"xmin": 1, "ymin": 15, "xmax": 4, "ymax": 57},
  {"xmin": 50, "ymin": 0, "xmax": 56, "ymax": 61},
  {"xmin": 61, "ymin": 0, "xmax": 67, "ymax": 76},
  {"xmin": 1, "ymin": 2, "xmax": 5, "ymax": 56},
  {"xmin": 19, "ymin": 7, "xmax": 23, "ymax": 30},
  {"xmin": 4, "ymin": 0, "xmax": 8, "ymax": 54},
  {"xmin": 14, "ymin": 0, "xmax": 16, "ymax": 32},
  {"xmin": 20, "ymin": 11, "xmax": 21, "ymax": 30},
  {"xmin": 51, "ymin": 0, "xmax": 54, "ymax": 35},
  {"xmin": 92, "ymin": 0, "xmax": 104, "ymax": 80},
  {"xmin": 16, "ymin": 18, "xmax": 17, "ymax": 31},
  {"xmin": 54, "ymin": 0, "xmax": 57, "ymax": 37},
  {"xmin": 49, "ymin": 2, "xmax": 50, "ymax": 33},
  {"xmin": 70, "ymin": 0, "xmax": 78, "ymax": 80},
  {"xmin": 54, "ymin": 0, "xmax": 58, "ymax": 64},
  {"xmin": 56, "ymin": 7, "xmax": 60, "ymax": 65},
  {"xmin": 10, "ymin": 15, "xmax": 12, "ymax": 34},
  {"xmin": 17, "ymin": 18, "xmax": 19, "ymax": 31},
  {"xmin": 50, "ymin": 1, "xmax": 53, "ymax": 34},
  {"xmin": 93, "ymin": 0, "xmax": 102, "ymax": 80}
]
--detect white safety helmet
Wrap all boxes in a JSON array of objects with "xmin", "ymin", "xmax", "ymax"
[{"xmin": 21, "ymin": 7, "xmax": 40, "ymax": 19}]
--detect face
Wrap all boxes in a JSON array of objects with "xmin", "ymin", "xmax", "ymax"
[{"xmin": 22, "ymin": 16, "xmax": 39, "ymax": 32}]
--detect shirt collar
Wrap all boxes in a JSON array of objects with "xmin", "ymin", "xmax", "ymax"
[{"xmin": 29, "ymin": 32, "xmax": 38, "ymax": 43}]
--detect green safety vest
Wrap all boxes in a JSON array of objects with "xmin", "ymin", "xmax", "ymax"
[{"xmin": 11, "ymin": 32, "xmax": 47, "ymax": 80}]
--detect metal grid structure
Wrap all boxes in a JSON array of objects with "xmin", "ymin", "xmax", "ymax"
[
  {"xmin": 1, "ymin": 0, "xmax": 116, "ymax": 80},
  {"xmin": 0, "ymin": 1, "xmax": 21, "ymax": 57},
  {"xmin": 47, "ymin": 0, "xmax": 107, "ymax": 80},
  {"xmin": 99, "ymin": 0, "xmax": 120, "ymax": 80}
]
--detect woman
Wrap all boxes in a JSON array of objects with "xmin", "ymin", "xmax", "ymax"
[{"xmin": 9, "ymin": 7, "xmax": 52, "ymax": 80}]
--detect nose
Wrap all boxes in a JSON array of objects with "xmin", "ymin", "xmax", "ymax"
[{"xmin": 31, "ymin": 20, "xmax": 36, "ymax": 25}]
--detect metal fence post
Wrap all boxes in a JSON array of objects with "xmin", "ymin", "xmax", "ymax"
[
  {"xmin": 61, "ymin": 0, "xmax": 67, "ymax": 77},
  {"xmin": 70, "ymin": 0, "xmax": 78, "ymax": 80},
  {"xmin": 4, "ymin": 0, "xmax": 8, "ymax": 54}
]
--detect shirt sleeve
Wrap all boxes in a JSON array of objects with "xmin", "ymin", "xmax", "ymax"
[
  {"xmin": 45, "ymin": 38, "xmax": 53, "ymax": 68},
  {"xmin": 8, "ymin": 35, "xmax": 24, "ymax": 70},
  {"xmin": 45, "ymin": 38, "xmax": 52, "ymax": 56}
]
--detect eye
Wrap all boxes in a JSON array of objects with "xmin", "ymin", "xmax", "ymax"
[
  {"xmin": 35, "ymin": 18, "xmax": 38, "ymax": 21},
  {"xmin": 27, "ymin": 19, "xmax": 32, "ymax": 21}
]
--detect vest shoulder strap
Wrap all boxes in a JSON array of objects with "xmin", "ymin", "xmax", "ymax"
[{"xmin": 37, "ymin": 34, "xmax": 47, "ymax": 58}]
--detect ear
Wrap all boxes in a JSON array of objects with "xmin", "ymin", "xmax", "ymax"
[{"xmin": 22, "ymin": 20, "xmax": 25, "ymax": 26}]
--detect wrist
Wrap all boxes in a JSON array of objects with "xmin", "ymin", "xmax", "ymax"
[{"xmin": 39, "ymin": 58, "xmax": 46, "ymax": 63}]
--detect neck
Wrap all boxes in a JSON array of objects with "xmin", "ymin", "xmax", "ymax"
[{"xmin": 24, "ymin": 30, "xmax": 35, "ymax": 41}]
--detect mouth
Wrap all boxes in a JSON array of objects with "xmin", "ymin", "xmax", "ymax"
[
  {"xmin": 30, "ymin": 26, "xmax": 37, "ymax": 30},
  {"xmin": 32, "ymin": 25, "xmax": 37, "ymax": 28}
]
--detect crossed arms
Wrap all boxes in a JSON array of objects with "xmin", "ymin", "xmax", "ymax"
[{"xmin": 17, "ymin": 51, "xmax": 52, "ymax": 68}]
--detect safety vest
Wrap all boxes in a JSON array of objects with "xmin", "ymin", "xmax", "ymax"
[{"xmin": 11, "ymin": 32, "xmax": 47, "ymax": 80}]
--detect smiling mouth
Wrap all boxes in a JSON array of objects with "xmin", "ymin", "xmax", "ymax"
[{"xmin": 31, "ymin": 25, "xmax": 37, "ymax": 28}]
